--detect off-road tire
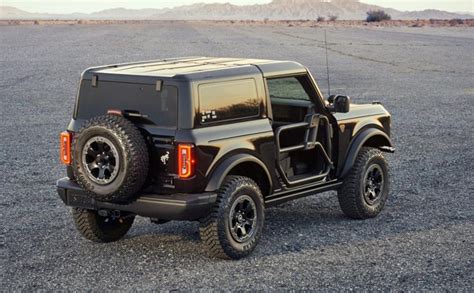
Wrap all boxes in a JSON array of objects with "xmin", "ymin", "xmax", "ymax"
[
  {"xmin": 72, "ymin": 115, "xmax": 149, "ymax": 203},
  {"xmin": 338, "ymin": 147, "xmax": 389, "ymax": 219},
  {"xmin": 72, "ymin": 208, "xmax": 135, "ymax": 243},
  {"xmin": 199, "ymin": 176, "xmax": 264, "ymax": 260}
]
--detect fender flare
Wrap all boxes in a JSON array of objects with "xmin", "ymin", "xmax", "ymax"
[
  {"xmin": 204, "ymin": 153, "xmax": 272, "ymax": 192},
  {"xmin": 339, "ymin": 128, "xmax": 393, "ymax": 178}
]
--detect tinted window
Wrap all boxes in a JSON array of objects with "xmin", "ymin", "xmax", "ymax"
[
  {"xmin": 198, "ymin": 78, "xmax": 260, "ymax": 124},
  {"xmin": 75, "ymin": 81, "xmax": 178, "ymax": 128},
  {"xmin": 267, "ymin": 76, "xmax": 310, "ymax": 101}
]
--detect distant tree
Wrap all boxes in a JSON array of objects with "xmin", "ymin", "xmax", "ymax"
[
  {"xmin": 366, "ymin": 10, "xmax": 391, "ymax": 22},
  {"xmin": 317, "ymin": 16, "xmax": 326, "ymax": 22},
  {"xmin": 328, "ymin": 15, "xmax": 338, "ymax": 21}
]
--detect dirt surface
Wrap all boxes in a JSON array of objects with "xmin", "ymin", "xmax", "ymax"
[{"xmin": 1, "ymin": 23, "xmax": 473, "ymax": 290}]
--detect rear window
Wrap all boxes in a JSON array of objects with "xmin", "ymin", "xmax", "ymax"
[
  {"xmin": 75, "ymin": 80, "xmax": 178, "ymax": 128},
  {"xmin": 198, "ymin": 78, "xmax": 260, "ymax": 124}
]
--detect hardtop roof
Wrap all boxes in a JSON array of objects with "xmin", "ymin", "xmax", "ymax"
[{"xmin": 82, "ymin": 57, "xmax": 307, "ymax": 81}]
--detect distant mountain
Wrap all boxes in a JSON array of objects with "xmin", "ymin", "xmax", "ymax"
[
  {"xmin": 394, "ymin": 9, "xmax": 473, "ymax": 20},
  {"xmin": 1, "ymin": 0, "xmax": 472, "ymax": 20},
  {"xmin": 0, "ymin": 6, "xmax": 87, "ymax": 19},
  {"xmin": 0, "ymin": 6, "xmax": 35, "ymax": 19},
  {"xmin": 149, "ymin": 0, "xmax": 400, "ymax": 20}
]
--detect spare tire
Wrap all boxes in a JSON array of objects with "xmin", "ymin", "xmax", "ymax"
[{"xmin": 72, "ymin": 115, "xmax": 149, "ymax": 203}]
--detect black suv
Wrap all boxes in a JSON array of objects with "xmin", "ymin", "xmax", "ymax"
[{"xmin": 57, "ymin": 57, "xmax": 394, "ymax": 259}]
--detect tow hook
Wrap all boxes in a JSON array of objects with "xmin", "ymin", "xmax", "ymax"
[{"xmin": 98, "ymin": 209, "xmax": 121, "ymax": 220}]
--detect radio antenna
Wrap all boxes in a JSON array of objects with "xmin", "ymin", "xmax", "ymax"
[{"xmin": 324, "ymin": 30, "xmax": 331, "ymax": 96}]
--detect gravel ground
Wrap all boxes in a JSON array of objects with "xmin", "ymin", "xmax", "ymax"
[{"xmin": 1, "ymin": 23, "xmax": 473, "ymax": 291}]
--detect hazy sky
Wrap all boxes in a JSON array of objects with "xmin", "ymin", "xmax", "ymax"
[{"xmin": 3, "ymin": 0, "xmax": 473, "ymax": 14}]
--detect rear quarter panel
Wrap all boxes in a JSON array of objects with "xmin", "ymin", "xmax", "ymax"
[{"xmin": 174, "ymin": 119, "xmax": 276, "ymax": 193}]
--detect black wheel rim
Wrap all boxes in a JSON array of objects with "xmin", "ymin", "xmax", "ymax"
[
  {"xmin": 228, "ymin": 195, "xmax": 257, "ymax": 243},
  {"xmin": 82, "ymin": 136, "xmax": 120, "ymax": 185},
  {"xmin": 363, "ymin": 164, "xmax": 384, "ymax": 205}
]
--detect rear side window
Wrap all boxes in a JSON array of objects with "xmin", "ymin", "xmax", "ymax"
[
  {"xmin": 75, "ymin": 81, "xmax": 178, "ymax": 128},
  {"xmin": 198, "ymin": 78, "xmax": 260, "ymax": 124}
]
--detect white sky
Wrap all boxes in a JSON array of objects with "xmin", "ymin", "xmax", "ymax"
[{"xmin": 2, "ymin": 0, "xmax": 473, "ymax": 14}]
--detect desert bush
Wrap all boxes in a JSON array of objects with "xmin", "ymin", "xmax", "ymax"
[
  {"xmin": 449, "ymin": 18, "xmax": 464, "ymax": 26},
  {"xmin": 328, "ymin": 15, "xmax": 338, "ymax": 21},
  {"xmin": 33, "ymin": 20, "xmax": 40, "ymax": 25},
  {"xmin": 366, "ymin": 10, "xmax": 391, "ymax": 22},
  {"xmin": 317, "ymin": 16, "xmax": 325, "ymax": 22},
  {"xmin": 411, "ymin": 22, "xmax": 424, "ymax": 27}
]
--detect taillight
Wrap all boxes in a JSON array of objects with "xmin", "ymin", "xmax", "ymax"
[
  {"xmin": 177, "ymin": 144, "xmax": 195, "ymax": 178},
  {"xmin": 60, "ymin": 131, "xmax": 72, "ymax": 165}
]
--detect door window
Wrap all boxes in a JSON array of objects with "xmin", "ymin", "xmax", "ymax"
[{"xmin": 267, "ymin": 76, "xmax": 311, "ymax": 101}]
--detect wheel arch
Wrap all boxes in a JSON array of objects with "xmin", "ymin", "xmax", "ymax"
[
  {"xmin": 338, "ymin": 128, "xmax": 393, "ymax": 178},
  {"xmin": 205, "ymin": 154, "xmax": 272, "ymax": 197}
]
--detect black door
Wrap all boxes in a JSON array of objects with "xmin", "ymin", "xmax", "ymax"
[{"xmin": 266, "ymin": 74, "xmax": 333, "ymax": 186}]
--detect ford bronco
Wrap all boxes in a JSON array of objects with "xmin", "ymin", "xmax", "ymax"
[{"xmin": 57, "ymin": 57, "xmax": 394, "ymax": 259}]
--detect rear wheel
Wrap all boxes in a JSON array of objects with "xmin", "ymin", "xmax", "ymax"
[
  {"xmin": 72, "ymin": 115, "xmax": 149, "ymax": 203},
  {"xmin": 338, "ymin": 147, "xmax": 390, "ymax": 219},
  {"xmin": 72, "ymin": 208, "xmax": 135, "ymax": 243},
  {"xmin": 199, "ymin": 176, "xmax": 264, "ymax": 259}
]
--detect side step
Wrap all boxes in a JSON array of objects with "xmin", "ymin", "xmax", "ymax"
[{"xmin": 265, "ymin": 180, "xmax": 342, "ymax": 207}]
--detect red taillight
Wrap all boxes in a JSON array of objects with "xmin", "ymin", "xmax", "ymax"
[
  {"xmin": 60, "ymin": 131, "xmax": 72, "ymax": 165},
  {"xmin": 177, "ymin": 144, "xmax": 195, "ymax": 178}
]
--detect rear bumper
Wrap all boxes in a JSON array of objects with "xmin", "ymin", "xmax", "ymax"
[{"xmin": 56, "ymin": 177, "xmax": 217, "ymax": 221}]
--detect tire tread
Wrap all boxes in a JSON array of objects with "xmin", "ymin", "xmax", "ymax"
[
  {"xmin": 72, "ymin": 115, "xmax": 149, "ymax": 203},
  {"xmin": 199, "ymin": 176, "xmax": 264, "ymax": 260},
  {"xmin": 338, "ymin": 147, "xmax": 389, "ymax": 219},
  {"xmin": 72, "ymin": 208, "xmax": 134, "ymax": 242}
]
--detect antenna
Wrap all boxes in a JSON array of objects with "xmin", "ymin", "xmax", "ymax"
[{"xmin": 324, "ymin": 30, "xmax": 331, "ymax": 96}]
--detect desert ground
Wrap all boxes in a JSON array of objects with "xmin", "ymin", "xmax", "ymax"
[{"xmin": 1, "ymin": 22, "xmax": 473, "ymax": 290}]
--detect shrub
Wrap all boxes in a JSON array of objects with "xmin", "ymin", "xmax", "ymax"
[
  {"xmin": 317, "ymin": 16, "xmax": 325, "ymax": 22},
  {"xmin": 366, "ymin": 10, "xmax": 391, "ymax": 22},
  {"xmin": 411, "ymin": 22, "xmax": 424, "ymax": 27},
  {"xmin": 449, "ymin": 18, "xmax": 464, "ymax": 26},
  {"xmin": 328, "ymin": 15, "xmax": 338, "ymax": 21}
]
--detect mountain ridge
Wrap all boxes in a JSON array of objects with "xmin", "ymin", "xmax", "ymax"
[{"xmin": 1, "ymin": 1, "xmax": 472, "ymax": 20}]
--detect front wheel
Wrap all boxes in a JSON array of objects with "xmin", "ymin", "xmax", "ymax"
[
  {"xmin": 199, "ymin": 176, "xmax": 264, "ymax": 260},
  {"xmin": 338, "ymin": 147, "xmax": 390, "ymax": 219}
]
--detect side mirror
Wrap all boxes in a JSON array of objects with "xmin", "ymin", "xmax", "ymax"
[
  {"xmin": 327, "ymin": 95, "xmax": 350, "ymax": 113},
  {"xmin": 334, "ymin": 95, "xmax": 350, "ymax": 113}
]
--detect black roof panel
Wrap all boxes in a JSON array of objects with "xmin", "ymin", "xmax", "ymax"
[{"xmin": 82, "ymin": 57, "xmax": 307, "ymax": 81}]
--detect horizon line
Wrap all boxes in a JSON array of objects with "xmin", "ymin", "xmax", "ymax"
[{"xmin": 1, "ymin": 1, "xmax": 473, "ymax": 15}]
